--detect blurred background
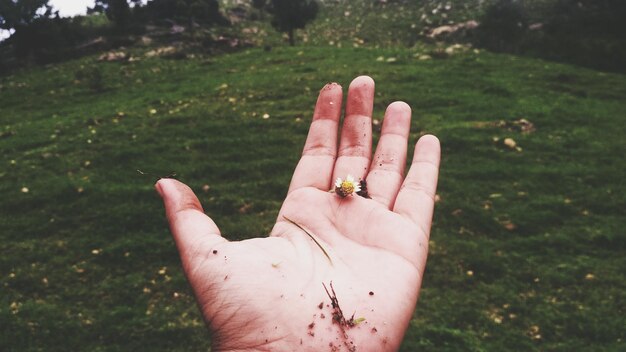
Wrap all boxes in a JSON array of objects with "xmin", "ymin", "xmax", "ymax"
[{"xmin": 1, "ymin": 1, "xmax": 624, "ymax": 351}]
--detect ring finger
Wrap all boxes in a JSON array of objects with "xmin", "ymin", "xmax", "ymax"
[{"xmin": 365, "ymin": 102, "xmax": 412, "ymax": 208}]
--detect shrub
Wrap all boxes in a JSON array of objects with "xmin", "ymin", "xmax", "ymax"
[
  {"xmin": 474, "ymin": 0, "xmax": 626, "ymax": 72},
  {"xmin": 475, "ymin": 0, "xmax": 529, "ymax": 53},
  {"xmin": 268, "ymin": 0, "xmax": 319, "ymax": 46},
  {"xmin": 11, "ymin": 16, "xmax": 89, "ymax": 63}
]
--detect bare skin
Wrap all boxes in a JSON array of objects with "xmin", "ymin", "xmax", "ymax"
[{"xmin": 156, "ymin": 76, "xmax": 441, "ymax": 351}]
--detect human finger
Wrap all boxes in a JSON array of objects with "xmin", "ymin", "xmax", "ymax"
[
  {"xmin": 392, "ymin": 135, "xmax": 441, "ymax": 237},
  {"xmin": 365, "ymin": 101, "xmax": 412, "ymax": 208},
  {"xmin": 331, "ymin": 76, "xmax": 374, "ymax": 184},
  {"xmin": 156, "ymin": 178, "xmax": 227, "ymax": 272},
  {"xmin": 288, "ymin": 82, "xmax": 343, "ymax": 193}
]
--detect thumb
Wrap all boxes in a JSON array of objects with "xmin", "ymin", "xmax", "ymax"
[{"xmin": 156, "ymin": 178, "xmax": 226, "ymax": 269}]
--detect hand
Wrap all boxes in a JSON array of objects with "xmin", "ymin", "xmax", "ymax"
[{"xmin": 156, "ymin": 76, "xmax": 440, "ymax": 351}]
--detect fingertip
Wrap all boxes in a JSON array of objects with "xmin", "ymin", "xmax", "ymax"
[
  {"xmin": 349, "ymin": 75, "xmax": 375, "ymax": 89},
  {"xmin": 155, "ymin": 178, "xmax": 178, "ymax": 199},
  {"xmin": 320, "ymin": 81, "xmax": 342, "ymax": 93},
  {"xmin": 316, "ymin": 81, "xmax": 343, "ymax": 106},
  {"xmin": 346, "ymin": 76, "xmax": 376, "ymax": 117},
  {"xmin": 416, "ymin": 134, "xmax": 441, "ymax": 151},
  {"xmin": 156, "ymin": 178, "xmax": 204, "ymax": 215},
  {"xmin": 380, "ymin": 101, "xmax": 412, "ymax": 137},
  {"xmin": 313, "ymin": 82, "xmax": 343, "ymax": 123},
  {"xmin": 155, "ymin": 180, "xmax": 164, "ymax": 198},
  {"xmin": 414, "ymin": 134, "xmax": 441, "ymax": 166},
  {"xmin": 387, "ymin": 101, "xmax": 411, "ymax": 113}
]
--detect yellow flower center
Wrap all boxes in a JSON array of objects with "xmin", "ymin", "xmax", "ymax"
[{"xmin": 340, "ymin": 181, "xmax": 355, "ymax": 195}]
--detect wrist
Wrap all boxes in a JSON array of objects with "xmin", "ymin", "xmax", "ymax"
[{"xmin": 211, "ymin": 311, "xmax": 406, "ymax": 352}]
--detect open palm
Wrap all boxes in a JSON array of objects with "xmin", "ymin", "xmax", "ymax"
[{"xmin": 156, "ymin": 76, "xmax": 440, "ymax": 351}]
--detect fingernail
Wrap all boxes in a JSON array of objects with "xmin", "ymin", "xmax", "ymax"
[
  {"xmin": 321, "ymin": 82, "xmax": 341, "ymax": 92},
  {"xmin": 155, "ymin": 180, "xmax": 164, "ymax": 198}
]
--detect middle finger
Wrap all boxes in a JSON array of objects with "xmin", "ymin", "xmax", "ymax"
[{"xmin": 332, "ymin": 76, "xmax": 375, "ymax": 184}]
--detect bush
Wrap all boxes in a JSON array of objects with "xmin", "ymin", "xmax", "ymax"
[
  {"xmin": 545, "ymin": 0, "xmax": 626, "ymax": 40},
  {"xmin": 11, "ymin": 17, "xmax": 85, "ymax": 63},
  {"xmin": 474, "ymin": 0, "xmax": 626, "ymax": 72},
  {"xmin": 534, "ymin": 0, "xmax": 626, "ymax": 72},
  {"xmin": 268, "ymin": 0, "xmax": 319, "ymax": 46},
  {"xmin": 475, "ymin": 0, "xmax": 529, "ymax": 53}
]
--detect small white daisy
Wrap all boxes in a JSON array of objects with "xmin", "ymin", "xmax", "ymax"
[{"xmin": 334, "ymin": 175, "xmax": 361, "ymax": 197}]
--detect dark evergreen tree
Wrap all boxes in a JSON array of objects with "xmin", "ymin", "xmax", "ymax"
[
  {"xmin": 0, "ymin": 0, "xmax": 51, "ymax": 32},
  {"xmin": 268, "ymin": 0, "xmax": 318, "ymax": 46},
  {"xmin": 546, "ymin": 0, "xmax": 626, "ymax": 40},
  {"xmin": 87, "ymin": 0, "xmax": 141, "ymax": 29},
  {"xmin": 252, "ymin": 0, "xmax": 268, "ymax": 12},
  {"xmin": 476, "ymin": 0, "xmax": 528, "ymax": 53},
  {"xmin": 251, "ymin": 0, "xmax": 268, "ymax": 19},
  {"xmin": 0, "ymin": 0, "xmax": 58, "ymax": 61}
]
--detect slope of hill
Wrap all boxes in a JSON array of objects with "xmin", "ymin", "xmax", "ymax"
[{"xmin": 1, "ymin": 2, "xmax": 625, "ymax": 351}]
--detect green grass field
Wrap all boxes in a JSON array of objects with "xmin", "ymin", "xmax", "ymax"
[{"xmin": 1, "ymin": 2, "xmax": 626, "ymax": 351}]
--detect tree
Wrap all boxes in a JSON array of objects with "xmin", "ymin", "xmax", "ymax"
[
  {"xmin": 252, "ymin": 0, "xmax": 267, "ymax": 11},
  {"xmin": 87, "ymin": 0, "xmax": 141, "ymax": 29},
  {"xmin": 0, "ymin": 1, "xmax": 88, "ymax": 63},
  {"xmin": 187, "ymin": 0, "xmax": 222, "ymax": 25},
  {"xmin": 476, "ymin": 0, "xmax": 529, "ymax": 53},
  {"xmin": 251, "ymin": 0, "xmax": 268, "ymax": 20},
  {"xmin": 268, "ymin": 0, "xmax": 318, "ymax": 46},
  {"xmin": 0, "ymin": 0, "xmax": 55, "ymax": 60},
  {"xmin": 0, "ymin": 0, "xmax": 51, "ymax": 32},
  {"xmin": 546, "ymin": 0, "xmax": 626, "ymax": 40},
  {"xmin": 539, "ymin": 0, "xmax": 626, "ymax": 71}
]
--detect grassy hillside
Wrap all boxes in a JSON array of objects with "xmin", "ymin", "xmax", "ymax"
[
  {"xmin": 228, "ymin": 0, "xmax": 485, "ymax": 48},
  {"xmin": 1, "ymin": 18, "xmax": 625, "ymax": 352}
]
